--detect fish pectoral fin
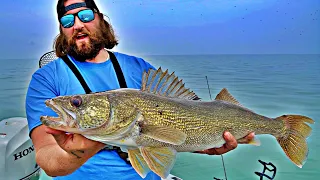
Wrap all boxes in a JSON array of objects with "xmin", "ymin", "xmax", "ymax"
[
  {"xmin": 140, "ymin": 146, "xmax": 177, "ymax": 179},
  {"xmin": 215, "ymin": 88, "xmax": 243, "ymax": 106},
  {"xmin": 141, "ymin": 125, "xmax": 187, "ymax": 145},
  {"xmin": 128, "ymin": 149, "xmax": 151, "ymax": 178},
  {"xmin": 237, "ymin": 136, "xmax": 261, "ymax": 146}
]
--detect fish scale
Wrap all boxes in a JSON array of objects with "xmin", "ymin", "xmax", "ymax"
[{"xmin": 108, "ymin": 90, "xmax": 283, "ymax": 152}]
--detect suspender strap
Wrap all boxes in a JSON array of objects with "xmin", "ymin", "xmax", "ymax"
[
  {"xmin": 61, "ymin": 51, "xmax": 127, "ymax": 93},
  {"xmin": 61, "ymin": 55, "xmax": 92, "ymax": 94},
  {"xmin": 108, "ymin": 51, "xmax": 128, "ymax": 88}
]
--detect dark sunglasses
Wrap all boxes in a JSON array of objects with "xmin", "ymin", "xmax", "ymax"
[{"xmin": 60, "ymin": 9, "xmax": 96, "ymax": 28}]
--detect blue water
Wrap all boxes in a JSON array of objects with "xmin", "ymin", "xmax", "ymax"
[{"xmin": 0, "ymin": 54, "xmax": 319, "ymax": 180}]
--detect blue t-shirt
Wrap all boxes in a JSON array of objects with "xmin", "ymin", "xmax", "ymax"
[{"xmin": 25, "ymin": 52, "xmax": 160, "ymax": 180}]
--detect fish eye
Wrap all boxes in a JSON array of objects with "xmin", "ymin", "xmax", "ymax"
[{"xmin": 70, "ymin": 96, "xmax": 82, "ymax": 107}]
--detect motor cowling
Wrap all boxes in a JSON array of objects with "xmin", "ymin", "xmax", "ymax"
[{"xmin": 0, "ymin": 117, "xmax": 40, "ymax": 180}]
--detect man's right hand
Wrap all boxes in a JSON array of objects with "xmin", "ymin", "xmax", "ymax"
[
  {"xmin": 44, "ymin": 127, "xmax": 105, "ymax": 159},
  {"xmin": 31, "ymin": 125, "xmax": 105, "ymax": 177}
]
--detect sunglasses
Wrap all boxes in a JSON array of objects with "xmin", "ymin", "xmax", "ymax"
[{"xmin": 60, "ymin": 9, "xmax": 96, "ymax": 28}]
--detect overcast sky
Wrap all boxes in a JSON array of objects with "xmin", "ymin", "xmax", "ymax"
[{"xmin": 0, "ymin": 0, "xmax": 319, "ymax": 59}]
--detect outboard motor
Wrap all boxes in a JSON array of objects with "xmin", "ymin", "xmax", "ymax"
[{"xmin": 0, "ymin": 117, "xmax": 40, "ymax": 180}]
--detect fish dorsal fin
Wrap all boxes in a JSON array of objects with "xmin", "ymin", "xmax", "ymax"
[
  {"xmin": 215, "ymin": 88, "xmax": 242, "ymax": 106},
  {"xmin": 141, "ymin": 67, "xmax": 200, "ymax": 100}
]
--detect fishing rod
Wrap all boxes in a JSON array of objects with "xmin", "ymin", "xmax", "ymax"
[{"xmin": 205, "ymin": 76, "xmax": 228, "ymax": 180}]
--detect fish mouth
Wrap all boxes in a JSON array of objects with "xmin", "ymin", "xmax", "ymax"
[{"xmin": 41, "ymin": 99, "xmax": 78, "ymax": 128}]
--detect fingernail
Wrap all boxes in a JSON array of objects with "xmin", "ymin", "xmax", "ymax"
[{"xmin": 225, "ymin": 132, "xmax": 231, "ymax": 139}]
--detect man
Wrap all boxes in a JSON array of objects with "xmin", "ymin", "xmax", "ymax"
[{"xmin": 25, "ymin": 0, "xmax": 254, "ymax": 179}]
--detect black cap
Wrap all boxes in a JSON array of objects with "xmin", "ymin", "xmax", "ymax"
[{"xmin": 57, "ymin": 0, "xmax": 100, "ymax": 20}]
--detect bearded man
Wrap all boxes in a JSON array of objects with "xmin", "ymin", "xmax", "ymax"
[{"xmin": 25, "ymin": 0, "xmax": 254, "ymax": 179}]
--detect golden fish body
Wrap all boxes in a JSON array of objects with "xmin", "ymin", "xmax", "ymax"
[{"xmin": 102, "ymin": 89, "xmax": 283, "ymax": 152}]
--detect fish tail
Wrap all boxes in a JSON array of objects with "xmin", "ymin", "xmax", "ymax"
[{"xmin": 276, "ymin": 115, "xmax": 314, "ymax": 168}]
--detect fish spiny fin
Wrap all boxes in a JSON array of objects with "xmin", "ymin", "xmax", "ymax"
[
  {"xmin": 141, "ymin": 69, "xmax": 149, "ymax": 92},
  {"xmin": 140, "ymin": 125, "xmax": 187, "ymax": 145},
  {"xmin": 147, "ymin": 68, "xmax": 163, "ymax": 92},
  {"xmin": 140, "ymin": 147, "xmax": 177, "ymax": 179},
  {"xmin": 152, "ymin": 69, "xmax": 169, "ymax": 94},
  {"xmin": 128, "ymin": 149, "xmax": 151, "ymax": 178},
  {"xmin": 141, "ymin": 67, "xmax": 200, "ymax": 100},
  {"xmin": 215, "ymin": 88, "xmax": 242, "ymax": 106},
  {"xmin": 276, "ymin": 115, "xmax": 314, "ymax": 168},
  {"xmin": 142, "ymin": 68, "xmax": 157, "ymax": 92}
]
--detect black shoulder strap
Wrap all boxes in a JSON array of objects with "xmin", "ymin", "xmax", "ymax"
[
  {"xmin": 61, "ymin": 55, "xmax": 92, "ymax": 94},
  {"xmin": 108, "ymin": 51, "xmax": 128, "ymax": 88},
  {"xmin": 61, "ymin": 51, "xmax": 127, "ymax": 94}
]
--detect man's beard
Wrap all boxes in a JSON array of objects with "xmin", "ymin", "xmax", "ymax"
[{"xmin": 65, "ymin": 27, "xmax": 104, "ymax": 62}]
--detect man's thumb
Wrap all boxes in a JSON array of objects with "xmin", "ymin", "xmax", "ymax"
[{"xmin": 44, "ymin": 126, "xmax": 68, "ymax": 145}]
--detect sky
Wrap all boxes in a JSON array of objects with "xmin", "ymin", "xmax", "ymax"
[{"xmin": 0, "ymin": 0, "xmax": 319, "ymax": 59}]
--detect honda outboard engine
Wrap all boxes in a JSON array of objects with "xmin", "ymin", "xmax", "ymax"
[{"xmin": 0, "ymin": 117, "xmax": 40, "ymax": 180}]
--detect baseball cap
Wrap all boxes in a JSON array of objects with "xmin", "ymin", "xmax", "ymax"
[{"xmin": 57, "ymin": 0, "xmax": 100, "ymax": 20}]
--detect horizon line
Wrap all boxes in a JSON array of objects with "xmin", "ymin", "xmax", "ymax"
[{"xmin": 1, "ymin": 53, "xmax": 319, "ymax": 60}]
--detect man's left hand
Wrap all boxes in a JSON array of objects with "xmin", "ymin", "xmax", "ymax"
[{"xmin": 195, "ymin": 131, "xmax": 255, "ymax": 155}]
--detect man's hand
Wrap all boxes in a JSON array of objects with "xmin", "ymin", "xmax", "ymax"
[
  {"xmin": 195, "ymin": 131, "xmax": 255, "ymax": 155},
  {"xmin": 44, "ymin": 127, "xmax": 105, "ymax": 159},
  {"xmin": 31, "ymin": 125, "xmax": 106, "ymax": 176}
]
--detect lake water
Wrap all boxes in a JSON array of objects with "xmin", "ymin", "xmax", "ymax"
[{"xmin": 0, "ymin": 54, "xmax": 319, "ymax": 180}]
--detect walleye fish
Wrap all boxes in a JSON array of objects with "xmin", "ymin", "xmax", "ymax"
[{"xmin": 41, "ymin": 67, "xmax": 314, "ymax": 179}]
